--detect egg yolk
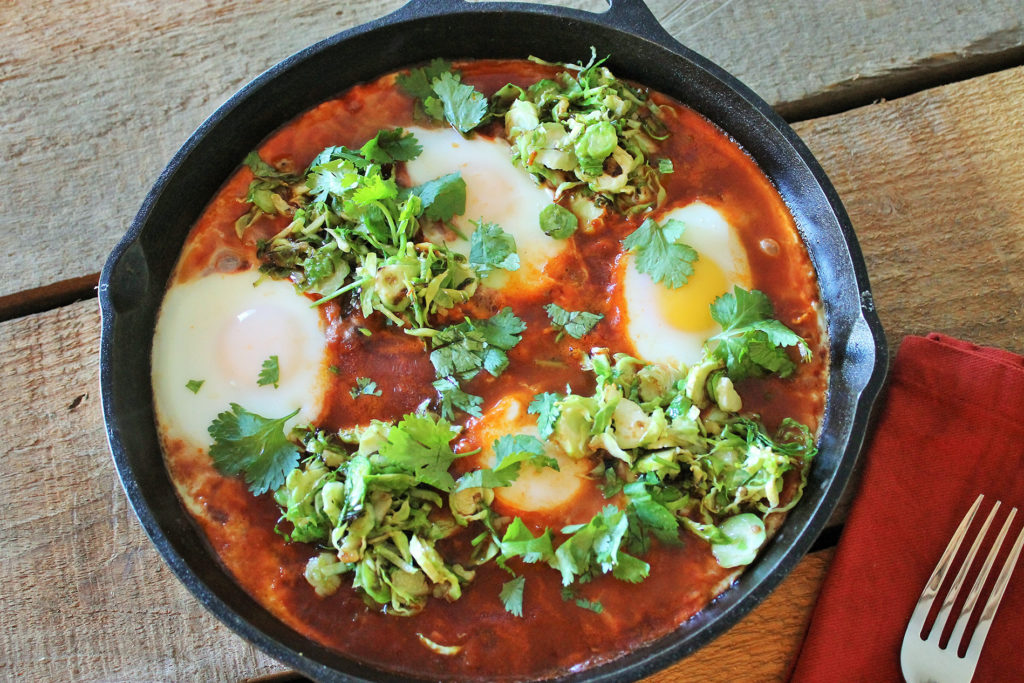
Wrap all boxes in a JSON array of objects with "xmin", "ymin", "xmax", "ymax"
[{"xmin": 655, "ymin": 252, "xmax": 729, "ymax": 332}]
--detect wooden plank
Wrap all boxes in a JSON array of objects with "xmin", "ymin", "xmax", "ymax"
[
  {"xmin": 653, "ymin": 550, "xmax": 833, "ymax": 682},
  {"xmin": 0, "ymin": 300, "xmax": 282, "ymax": 680},
  {"xmin": 793, "ymin": 65, "xmax": 1024, "ymax": 357},
  {"xmin": 2, "ymin": 0, "xmax": 1022, "ymax": 302},
  {"xmin": 0, "ymin": 296, "xmax": 828, "ymax": 680},
  {"xmin": 3, "ymin": 36, "xmax": 1023, "ymax": 683},
  {"xmin": 661, "ymin": 0, "xmax": 1024, "ymax": 119}
]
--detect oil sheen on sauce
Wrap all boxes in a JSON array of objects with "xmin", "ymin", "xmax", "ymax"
[{"xmin": 160, "ymin": 59, "xmax": 828, "ymax": 680}]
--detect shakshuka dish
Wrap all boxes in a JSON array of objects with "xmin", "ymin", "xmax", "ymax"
[{"xmin": 151, "ymin": 53, "xmax": 828, "ymax": 680}]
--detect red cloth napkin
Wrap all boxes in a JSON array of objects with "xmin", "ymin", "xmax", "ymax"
[{"xmin": 790, "ymin": 333, "xmax": 1024, "ymax": 682}]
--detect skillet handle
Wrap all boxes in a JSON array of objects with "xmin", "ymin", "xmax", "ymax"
[
  {"xmin": 598, "ymin": 0, "xmax": 680, "ymax": 48},
  {"xmin": 388, "ymin": 0, "xmax": 681, "ymax": 50}
]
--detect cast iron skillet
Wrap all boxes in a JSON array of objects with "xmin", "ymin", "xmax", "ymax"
[{"xmin": 99, "ymin": 0, "xmax": 888, "ymax": 679}]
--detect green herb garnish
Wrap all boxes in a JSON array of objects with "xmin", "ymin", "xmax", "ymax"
[
  {"xmin": 468, "ymin": 221, "xmax": 520, "ymax": 276},
  {"xmin": 622, "ymin": 217, "xmax": 698, "ymax": 289},
  {"xmin": 708, "ymin": 286, "xmax": 812, "ymax": 380},
  {"xmin": 500, "ymin": 576, "xmax": 526, "ymax": 617},
  {"xmin": 397, "ymin": 60, "xmax": 489, "ymax": 133},
  {"xmin": 185, "ymin": 379, "xmax": 204, "ymax": 394},
  {"xmin": 258, "ymin": 355, "xmax": 280, "ymax": 388},
  {"xmin": 428, "ymin": 307, "xmax": 526, "ymax": 418},
  {"xmin": 349, "ymin": 377, "xmax": 382, "ymax": 399},
  {"xmin": 208, "ymin": 404, "xmax": 300, "ymax": 495},
  {"xmin": 544, "ymin": 303, "xmax": 604, "ymax": 340}
]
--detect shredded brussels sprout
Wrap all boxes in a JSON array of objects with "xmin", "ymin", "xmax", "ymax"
[{"xmin": 496, "ymin": 50, "xmax": 670, "ymax": 214}]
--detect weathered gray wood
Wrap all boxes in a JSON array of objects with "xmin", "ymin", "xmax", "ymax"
[
  {"xmin": 793, "ymin": 66, "xmax": 1024, "ymax": 357},
  {"xmin": 662, "ymin": 0, "xmax": 1024, "ymax": 117},
  {"xmin": 1, "ymin": 0, "xmax": 1022, "ymax": 303},
  {"xmin": 2, "ymin": 64, "xmax": 1022, "ymax": 681},
  {"xmin": 0, "ymin": 297, "xmax": 830, "ymax": 681},
  {"xmin": 0, "ymin": 300, "xmax": 282, "ymax": 680}
]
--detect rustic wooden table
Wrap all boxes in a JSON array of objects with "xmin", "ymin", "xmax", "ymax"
[{"xmin": 2, "ymin": 0, "xmax": 1022, "ymax": 680}]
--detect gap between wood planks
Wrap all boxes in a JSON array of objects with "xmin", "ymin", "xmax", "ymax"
[
  {"xmin": 779, "ymin": 44, "xmax": 1024, "ymax": 122},
  {"xmin": 0, "ymin": 273, "xmax": 99, "ymax": 323},
  {"xmin": 3, "ymin": 45, "xmax": 1021, "ymax": 325}
]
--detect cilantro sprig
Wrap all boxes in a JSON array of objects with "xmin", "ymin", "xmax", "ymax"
[
  {"xmin": 708, "ymin": 286, "xmax": 812, "ymax": 379},
  {"xmin": 622, "ymin": 217, "xmax": 698, "ymax": 289},
  {"xmin": 349, "ymin": 376, "xmax": 382, "ymax": 399},
  {"xmin": 429, "ymin": 307, "xmax": 526, "ymax": 419},
  {"xmin": 257, "ymin": 355, "xmax": 280, "ymax": 388},
  {"xmin": 527, "ymin": 392, "xmax": 562, "ymax": 439},
  {"xmin": 469, "ymin": 221, "xmax": 520, "ymax": 276},
  {"xmin": 397, "ymin": 59, "xmax": 490, "ymax": 134},
  {"xmin": 208, "ymin": 404, "xmax": 300, "ymax": 495},
  {"xmin": 544, "ymin": 303, "xmax": 604, "ymax": 340},
  {"xmin": 455, "ymin": 434, "xmax": 558, "ymax": 491}
]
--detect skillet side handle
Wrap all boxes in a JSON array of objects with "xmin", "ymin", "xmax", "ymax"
[
  {"xmin": 386, "ymin": 0, "xmax": 682, "ymax": 51},
  {"xmin": 598, "ymin": 0, "xmax": 680, "ymax": 49},
  {"xmin": 385, "ymin": 0, "xmax": 471, "ymax": 21}
]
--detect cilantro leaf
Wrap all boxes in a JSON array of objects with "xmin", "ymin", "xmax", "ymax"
[
  {"xmin": 350, "ymin": 173, "xmax": 398, "ymax": 206},
  {"xmin": 396, "ymin": 58, "xmax": 452, "ymax": 102},
  {"xmin": 412, "ymin": 172, "xmax": 467, "ymax": 222},
  {"xmin": 429, "ymin": 308, "xmax": 526, "ymax": 380},
  {"xmin": 429, "ymin": 309, "xmax": 525, "ymax": 419},
  {"xmin": 349, "ymin": 376, "xmax": 382, "ymax": 399},
  {"xmin": 243, "ymin": 151, "xmax": 297, "ymax": 181},
  {"xmin": 359, "ymin": 128, "xmax": 422, "ymax": 163},
  {"xmin": 544, "ymin": 303, "xmax": 603, "ymax": 340},
  {"xmin": 708, "ymin": 286, "xmax": 811, "ymax": 380},
  {"xmin": 500, "ymin": 576, "xmax": 526, "ymax": 617},
  {"xmin": 455, "ymin": 434, "xmax": 558, "ymax": 490},
  {"xmin": 499, "ymin": 517, "xmax": 556, "ymax": 564},
  {"xmin": 561, "ymin": 588, "xmax": 604, "ymax": 613},
  {"xmin": 377, "ymin": 413, "xmax": 462, "ymax": 491},
  {"xmin": 527, "ymin": 392, "xmax": 562, "ymax": 439},
  {"xmin": 469, "ymin": 221, "xmax": 520, "ymax": 275},
  {"xmin": 306, "ymin": 145, "xmax": 367, "ymax": 171},
  {"xmin": 431, "ymin": 71, "xmax": 489, "ymax": 134},
  {"xmin": 208, "ymin": 404, "xmax": 300, "ymax": 495},
  {"xmin": 185, "ymin": 379, "xmax": 204, "ymax": 394},
  {"xmin": 258, "ymin": 355, "xmax": 280, "ymax": 388},
  {"xmin": 623, "ymin": 480, "xmax": 681, "ymax": 552},
  {"xmin": 475, "ymin": 307, "xmax": 528, "ymax": 350},
  {"xmin": 553, "ymin": 505, "xmax": 650, "ymax": 586},
  {"xmin": 433, "ymin": 376, "xmax": 484, "ymax": 420},
  {"xmin": 622, "ymin": 218, "xmax": 698, "ymax": 289}
]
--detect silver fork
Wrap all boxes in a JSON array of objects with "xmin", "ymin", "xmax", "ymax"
[{"xmin": 900, "ymin": 494, "xmax": 1024, "ymax": 682}]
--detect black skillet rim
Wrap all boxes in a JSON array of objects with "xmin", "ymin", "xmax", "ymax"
[{"xmin": 99, "ymin": 0, "xmax": 889, "ymax": 680}]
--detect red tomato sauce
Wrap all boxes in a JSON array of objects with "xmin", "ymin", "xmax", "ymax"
[{"xmin": 161, "ymin": 59, "xmax": 827, "ymax": 680}]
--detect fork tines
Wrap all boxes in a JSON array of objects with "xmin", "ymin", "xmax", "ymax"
[{"xmin": 904, "ymin": 493, "xmax": 1024, "ymax": 677}]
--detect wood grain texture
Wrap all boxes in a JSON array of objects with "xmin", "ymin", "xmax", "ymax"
[
  {"xmin": 651, "ymin": 550, "xmax": 834, "ymax": 683},
  {"xmin": 0, "ymin": 300, "xmax": 282, "ymax": 680},
  {"xmin": 0, "ymin": 296, "xmax": 828, "ymax": 680},
  {"xmin": 2, "ymin": 0, "xmax": 1022, "ymax": 301},
  {"xmin": 3, "ymin": 14, "xmax": 1024, "ymax": 683},
  {"xmin": 660, "ymin": 0, "xmax": 1024, "ymax": 118},
  {"xmin": 794, "ymin": 65, "xmax": 1024, "ymax": 357}
]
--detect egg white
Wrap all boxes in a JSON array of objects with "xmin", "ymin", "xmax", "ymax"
[
  {"xmin": 466, "ymin": 396, "xmax": 594, "ymax": 515},
  {"xmin": 623, "ymin": 201, "xmax": 752, "ymax": 366},
  {"xmin": 403, "ymin": 126, "xmax": 566, "ymax": 290},
  {"xmin": 152, "ymin": 271, "xmax": 329, "ymax": 449}
]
